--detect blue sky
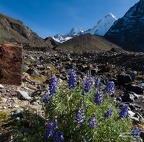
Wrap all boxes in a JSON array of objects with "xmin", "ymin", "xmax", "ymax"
[{"xmin": 0, "ymin": 0, "xmax": 139, "ymax": 38}]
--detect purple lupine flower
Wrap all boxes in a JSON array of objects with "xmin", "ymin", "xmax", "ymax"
[
  {"xmin": 131, "ymin": 126, "xmax": 142, "ymax": 141},
  {"xmin": 94, "ymin": 91, "xmax": 103, "ymax": 105},
  {"xmin": 75, "ymin": 100, "xmax": 85, "ymax": 124},
  {"xmin": 49, "ymin": 76, "xmax": 58, "ymax": 96},
  {"xmin": 88, "ymin": 114, "xmax": 97, "ymax": 129},
  {"xmin": 83, "ymin": 76, "xmax": 93, "ymax": 93},
  {"xmin": 45, "ymin": 120, "xmax": 58, "ymax": 138},
  {"xmin": 119, "ymin": 104, "xmax": 128, "ymax": 119},
  {"xmin": 104, "ymin": 81, "xmax": 115, "ymax": 94},
  {"xmin": 68, "ymin": 69, "xmax": 77, "ymax": 89},
  {"xmin": 53, "ymin": 131, "xmax": 64, "ymax": 142},
  {"xmin": 95, "ymin": 78, "xmax": 100, "ymax": 90},
  {"xmin": 42, "ymin": 94, "xmax": 49, "ymax": 103},
  {"xmin": 104, "ymin": 108, "xmax": 113, "ymax": 119}
]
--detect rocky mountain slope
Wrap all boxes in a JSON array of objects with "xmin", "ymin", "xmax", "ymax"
[
  {"xmin": 55, "ymin": 33, "xmax": 122, "ymax": 52},
  {"xmin": 44, "ymin": 36, "xmax": 60, "ymax": 49},
  {"xmin": 0, "ymin": 13, "xmax": 51, "ymax": 48},
  {"xmin": 105, "ymin": 0, "xmax": 144, "ymax": 52},
  {"xmin": 52, "ymin": 13, "xmax": 117, "ymax": 43}
]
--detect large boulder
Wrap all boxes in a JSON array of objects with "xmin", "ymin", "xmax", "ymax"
[{"xmin": 0, "ymin": 43, "xmax": 22, "ymax": 85}]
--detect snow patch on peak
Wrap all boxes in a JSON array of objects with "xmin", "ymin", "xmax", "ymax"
[
  {"xmin": 53, "ymin": 34, "xmax": 65, "ymax": 43},
  {"xmin": 79, "ymin": 28, "xmax": 84, "ymax": 34},
  {"xmin": 106, "ymin": 13, "xmax": 117, "ymax": 20},
  {"xmin": 65, "ymin": 27, "xmax": 84, "ymax": 37}
]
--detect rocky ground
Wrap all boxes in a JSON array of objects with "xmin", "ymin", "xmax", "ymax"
[
  {"xmin": 0, "ymin": 49, "xmax": 144, "ymax": 141},
  {"xmin": 1, "ymin": 49, "xmax": 144, "ymax": 116}
]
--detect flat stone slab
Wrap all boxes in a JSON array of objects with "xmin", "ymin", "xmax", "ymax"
[{"xmin": 17, "ymin": 90, "xmax": 31, "ymax": 100}]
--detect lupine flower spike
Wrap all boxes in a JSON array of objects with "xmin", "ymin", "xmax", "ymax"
[
  {"xmin": 45, "ymin": 120, "xmax": 58, "ymax": 138},
  {"xmin": 83, "ymin": 76, "xmax": 93, "ymax": 93},
  {"xmin": 75, "ymin": 100, "xmax": 85, "ymax": 124},
  {"xmin": 42, "ymin": 94, "xmax": 49, "ymax": 103},
  {"xmin": 53, "ymin": 131, "xmax": 64, "ymax": 142},
  {"xmin": 131, "ymin": 126, "xmax": 142, "ymax": 141},
  {"xmin": 68, "ymin": 69, "xmax": 77, "ymax": 89},
  {"xmin": 88, "ymin": 114, "xmax": 97, "ymax": 129},
  {"xmin": 49, "ymin": 76, "xmax": 58, "ymax": 96},
  {"xmin": 95, "ymin": 78, "xmax": 100, "ymax": 90},
  {"xmin": 104, "ymin": 81, "xmax": 115, "ymax": 95},
  {"xmin": 119, "ymin": 104, "xmax": 128, "ymax": 119},
  {"xmin": 94, "ymin": 91, "xmax": 103, "ymax": 105},
  {"xmin": 104, "ymin": 108, "xmax": 113, "ymax": 119}
]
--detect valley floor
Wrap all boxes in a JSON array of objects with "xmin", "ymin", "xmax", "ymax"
[{"xmin": 0, "ymin": 49, "xmax": 144, "ymax": 141}]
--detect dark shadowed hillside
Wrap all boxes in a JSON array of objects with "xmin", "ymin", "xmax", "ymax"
[{"xmin": 105, "ymin": 0, "xmax": 144, "ymax": 52}]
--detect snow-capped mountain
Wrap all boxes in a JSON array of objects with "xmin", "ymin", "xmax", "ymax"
[
  {"xmin": 52, "ymin": 33, "xmax": 73, "ymax": 43},
  {"xmin": 53, "ymin": 34, "xmax": 65, "ymax": 43},
  {"xmin": 52, "ymin": 28, "xmax": 83, "ymax": 43},
  {"xmin": 64, "ymin": 27, "xmax": 84, "ymax": 37},
  {"xmin": 52, "ymin": 13, "xmax": 117, "ymax": 43},
  {"xmin": 105, "ymin": 0, "xmax": 144, "ymax": 52},
  {"xmin": 84, "ymin": 13, "xmax": 117, "ymax": 35}
]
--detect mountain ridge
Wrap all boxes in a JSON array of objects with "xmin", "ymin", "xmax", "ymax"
[
  {"xmin": 0, "ymin": 13, "xmax": 53, "ymax": 49},
  {"xmin": 52, "ymin": 13, "xmax": 117, "ymax": 43}
]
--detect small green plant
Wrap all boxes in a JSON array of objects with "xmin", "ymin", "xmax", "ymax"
[
  {"xmin": 44, "ymin": 84, "xmax": 133, "ymax": 142},
  {"xmin": 43, "ymin": 73, "xmax": 136, "ymax": 142},
  {"xmin": 12, "ymin": 108, "xmax": 46, "ymax": 142}
]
